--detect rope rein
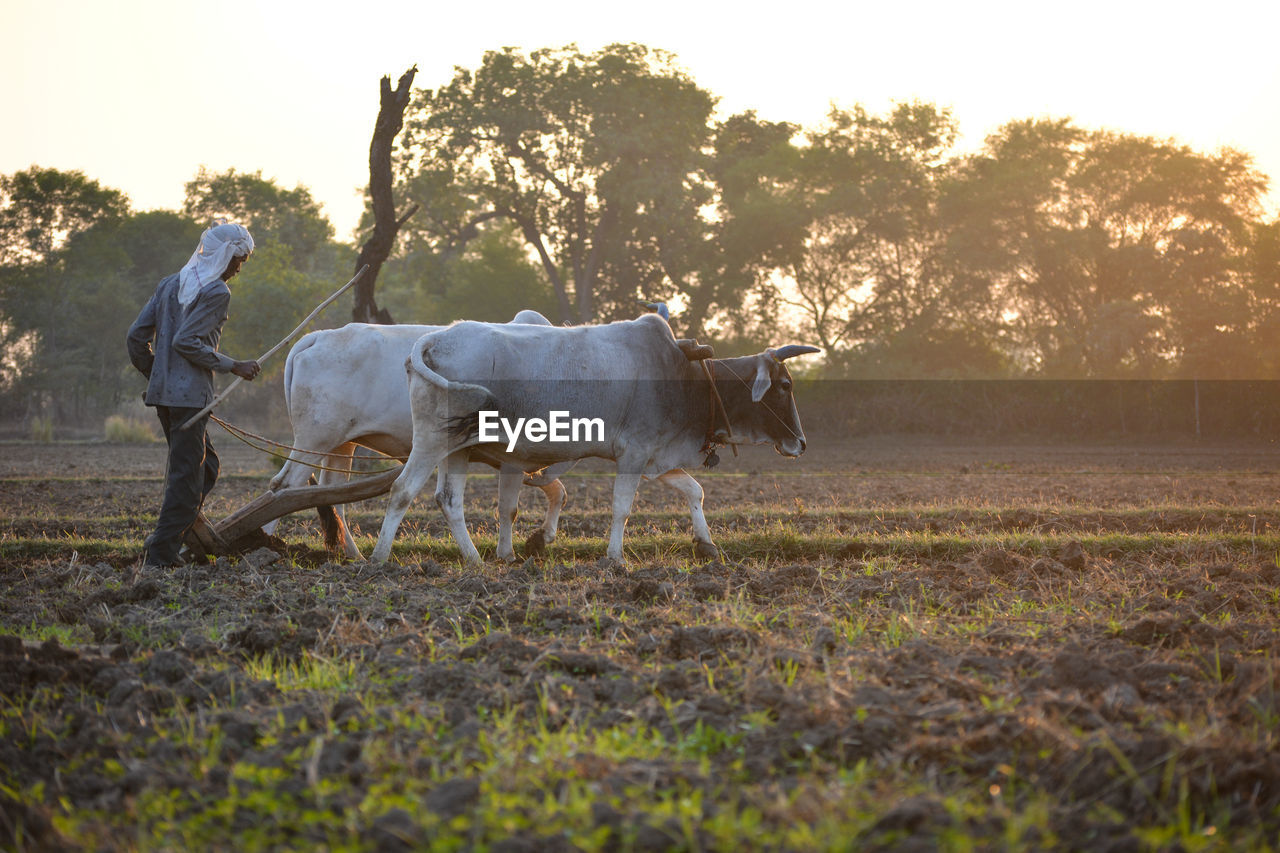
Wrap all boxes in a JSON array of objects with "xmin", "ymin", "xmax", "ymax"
[
  {"xmin": 699, "ymin": 357, "xmax": 805, "ymax": 468},
  {"xmin": 699, "ymin": 359, "xmax": 736, "ymax": 467},
  {"xmin": 209, "ymin": 415, "xmax": 405, "ymax": 476}
]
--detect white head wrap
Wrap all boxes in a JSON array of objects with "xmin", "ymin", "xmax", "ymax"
[{"xmin": 177, "ymin": 220, "xmax": 255, "ymax": 306}]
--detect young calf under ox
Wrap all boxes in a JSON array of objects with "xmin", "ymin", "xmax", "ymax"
[
  {"xmin": 369, "ymin": 313, "xmax": 819, "ymax": 564},
  {"xmin": 267, "ymin": 312, "xmax": 571, "ymax": 561}
]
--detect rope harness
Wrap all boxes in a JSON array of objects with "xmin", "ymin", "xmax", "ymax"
[
  {"xmin": 210, "ymin": 415, "xmax": 405, "ymax": 476},
  {"xmin": 699, "ymin": 359, "xmax": 735, "ymax": 468},
  {"xmin": 697, "ymin": 356, "xmax": 807, "ymax": 468}
]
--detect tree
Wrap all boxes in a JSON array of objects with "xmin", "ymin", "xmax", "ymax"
[
  {"xmin": 397, "ymin": 44, "xmax": 716, "ymax": 323},
  {"xmin": 217, "ymin": 242, "xmax": 334, "ymax": 381},
  {"xmin": 675, "ymin": 112, "xmax": 809, "ymax": 342},
  {"xmin": 1238, "ymin": 218, "xmax": 1280, "ymax": 377},
  {"xmin": 379, "ymin": 221, "xmax": 555, "ymax": 324},
  {"xmin": 947, "ymin": 120, "xmax": 1266, "ymax": 377},
  {"xmin": 779, "ymin": 103, "xmax": 1004, "ymax": 375},
  {"xmin": 180, "ymin": 170, "xmax": 354, "ymax": 378},
  {"xmin": 183, "ymin": 167, "xmax": 338, "ymax": 276},
  {"xmin": 1, "ymin": 163, "xmax": 352, "ymax": 427},
  {"xmin": 0, "ymin": 168, "xmax": 132, "ymax": 419},
  {"xmin": 0, "ymin": 166, "xmax": 129, "ymax": 266},
  {"xmin": 353, "ymin": 66, "xmax": 419, "ymax": 325},
  {"xmin": 0, "ymin": 206, "xmax": 199, "ymax": 421}
]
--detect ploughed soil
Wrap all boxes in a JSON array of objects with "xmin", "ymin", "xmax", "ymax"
[{"xmin": 2, "ymin": 436, "xmax": 1279, "ymax": 849}]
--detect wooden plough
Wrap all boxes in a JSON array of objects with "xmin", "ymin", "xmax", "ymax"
[{"xmin": 186, "ymin": 467, "xmax": 401, "ymax": 558}]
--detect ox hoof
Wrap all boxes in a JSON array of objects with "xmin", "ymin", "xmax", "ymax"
[
  {"xmin": 694, "ymin": 539, "xmax": 720, "ymax": 561},
  {"xmin": 524, "ymin": 529, "xmax": 549, "ymax": 558}
]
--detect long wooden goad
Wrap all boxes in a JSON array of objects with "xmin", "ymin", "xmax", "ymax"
[{"xmin": 179, "ymin": 265, "xmax": 370, "ymax": 431}]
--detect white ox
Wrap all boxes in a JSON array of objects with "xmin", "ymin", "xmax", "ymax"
[
  {"xmin": 369, "ymin": 314, "xmax": 819, "ymax": 564},
  {"xmin": 267, "ymin": 311, "xmax": 570, "ymax": 561}
]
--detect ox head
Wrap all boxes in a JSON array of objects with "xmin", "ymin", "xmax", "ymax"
[{"xmin": 720, "ymin": 345, "xmax": 821, "ymax": 457}]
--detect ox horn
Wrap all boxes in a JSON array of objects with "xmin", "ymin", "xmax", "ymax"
[{"xmin": 770, "ymin": 345, "xmax": 822, "ymax": 362}]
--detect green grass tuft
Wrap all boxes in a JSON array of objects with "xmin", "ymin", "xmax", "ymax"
[{"xmin": 104, "ymin": 415, "xmax": 158, "ymax": 444}]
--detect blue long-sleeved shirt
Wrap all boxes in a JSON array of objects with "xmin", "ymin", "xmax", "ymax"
[{"xmin": 126, "ymin": 273, "xmax": 238, "ymax": 407}]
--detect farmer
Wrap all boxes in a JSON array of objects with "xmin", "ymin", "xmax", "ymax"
[{"xmin": 126, "ymin": 221, "xmax": 261, "ymax": 568}]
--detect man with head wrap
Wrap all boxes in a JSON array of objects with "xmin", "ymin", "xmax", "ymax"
[{"xmin": 127, "ymin": 221, "xmax": 261, "ymax": 568}]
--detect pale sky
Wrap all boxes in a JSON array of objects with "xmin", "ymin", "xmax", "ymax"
[{"xmin": 5, "ymin": 0, "xmax": 1278, "ymax": 241}]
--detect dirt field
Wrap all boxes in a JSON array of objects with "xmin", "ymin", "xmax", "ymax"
[{"xmin": 2, "ymin": 436, "xmax": 1279, "ymax": 850}]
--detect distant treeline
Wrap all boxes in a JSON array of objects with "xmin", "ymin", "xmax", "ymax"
[
  {"xmin": 3, "ymin": 43, "xmax": 1280, "ymax": 432},
  {"xmin": 800, "ymin": 380, "xmax": 1280, "ymax": 439}
]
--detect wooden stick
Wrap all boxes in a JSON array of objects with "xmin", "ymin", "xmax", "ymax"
[{"xmin": 179, "ymin": 265, "xmax": 370, "ymax": 430}]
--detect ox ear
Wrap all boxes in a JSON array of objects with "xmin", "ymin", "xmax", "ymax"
[
  {"xmin": 751, "ymin": 357, "xmax": 772, "ymax": 403},
  {"xmin": 771, "ymin": 345, "xmax": 821, "ymax": 361}
]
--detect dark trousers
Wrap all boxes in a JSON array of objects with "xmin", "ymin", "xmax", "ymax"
[{"xmin": 143, "ymin": 405, "xmax": 219, "ymax": 566}]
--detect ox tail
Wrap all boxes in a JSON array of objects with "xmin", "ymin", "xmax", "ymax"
[
  {"xmin": 406, "ymin": 334, "xmax": 499, "ymax": 446},
  {"xmin": 270, "ymin": 330, "xmax": 326, "ymax": 491},
  {"xmin": 282, "ymin": 330, "xmax": 323, "ymax": 415},
  {"xmin": 283, "ymin": 333, "xmax": 344, "ymax": 553}
]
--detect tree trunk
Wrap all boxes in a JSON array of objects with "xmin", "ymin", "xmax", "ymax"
[
  {"xmin": 353, "ymin": 66, "xmax": 419, "ymax": 325},
  {"xmin": 519, "ymin": 218, "xmax": 573, "ymax": 324},
  {"xmin": 576, "ymin": 206, "xmax": 617, "ymax": 324},
  {"xmin": 681, "ymin": 278, "xmax": 718, "ymax": 339}
]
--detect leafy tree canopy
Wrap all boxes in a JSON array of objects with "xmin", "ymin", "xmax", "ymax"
[
  {"xmin": 949, "ymin": 119, "xmax": 1268, "ymax": 377},
  {"xmin": 183, "ymin": 167, "xmax": 339, "ymax": 275},
  {"xmin": 397, "ymin": 43, "xmax": 716, "ymax": 323},
  {"xmin": 0, "ymin": 166, "xmax": 129, "ymax": 266}
]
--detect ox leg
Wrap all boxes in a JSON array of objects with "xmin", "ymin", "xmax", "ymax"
[
  {"xmin": 436, "ymin": 450, "xmax": 482, "ymax": 565},
  {"xmin": 523, "ymin": 460, "xmax": 574, "ymax": 555},
  {"xmin": 606, "ymin": 470, "xmax": 643, "ymax": 562},
  {"xmin": 262, "ymin": 454, "xmax": 309, "ymax": 539},
  {"xmin": 267, "ymin": 456, "xmax": 301, "ymax": 493},
  {"xmin": 319, "ymin": 443, "xmax": 362, "ymax": 560},
  {"xmin": 263, "ymin": 444, "xmax": 363, "ymax": 560},
  {"xmin": 263, "ymin": 451, "xmax": 316, "ymax": 534},
  {"xmin": 526, "ymin": 478, "xmax": 567, "ymax": 555},
  {"xmin": 496, "ymin": 464, "xmax": 522, "ymax": 563},
  {"xmin": 657, "ymin": 469, "xmax": 719, "ymax": 560},
  {"xmin": 370, "ymin": 446, "xmax": 440, "ymax": 564}
]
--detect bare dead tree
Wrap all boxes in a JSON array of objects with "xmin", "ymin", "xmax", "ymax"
[
  {"xmin": 282, "ymin": 67, "xmax": 422, "ymax": 557},
  {"xmin": 352, "ymin": 65, "xmax": 420, "ymax": 325}
]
